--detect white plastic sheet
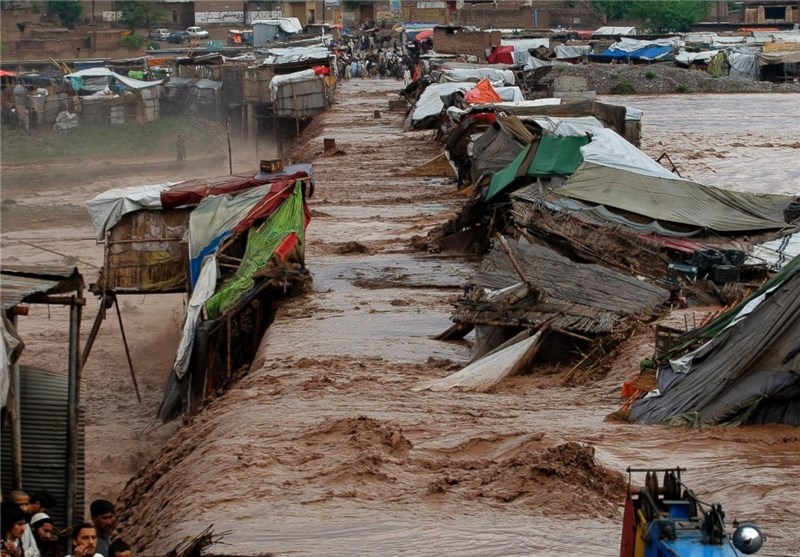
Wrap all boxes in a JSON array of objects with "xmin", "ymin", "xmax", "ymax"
[
  {"xmin": 86, "ymin": 183, "xmax": 176, "ymax": 240},
  {"xmin": 171, "ymin": 257, "xmax": 219, "ymax": 380},
  {"xmin": 580, "ymin": 128, "xmax": 678, "ymax": 180}
]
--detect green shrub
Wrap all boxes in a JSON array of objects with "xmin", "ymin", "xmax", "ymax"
[
  {"xmin": 120, "ymin": 34, "xmax": 146, "ymax": 49},
  {"xmin": 148, "ymin": 41, "xmax": 160, "ymax": 50},
  {"xmin": 677, "ymin": 85, "xmax": 691, "ymax": 93},
  {"xmin": 610, "ymin": 79, "xmax": 636, "ymax": 94},
  {"xmin": 645, "ymin": 70, "xmax": 657, "ymax": 80}
]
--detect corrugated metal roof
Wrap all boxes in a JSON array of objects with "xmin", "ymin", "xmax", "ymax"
[{"xmin": 0, "ymin": 266, "xmax": 83, "ymax": 309}]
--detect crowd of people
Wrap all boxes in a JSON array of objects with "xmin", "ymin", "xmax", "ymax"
[
  {"xmin": 1, "ymin": 491, "xmax": 130, "ymax": 557},
  {"xmin": 330, "ymin": 32, "xmax": 424, "ymax": 85}
]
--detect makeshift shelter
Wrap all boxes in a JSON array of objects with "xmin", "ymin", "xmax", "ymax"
[
  {"xmin": 252, "ymin": 18, "xmax": 303, "ymax": 46},
  {"xmin": 629, "ymin": 255, "xmax": 800, "ymax": 426},
  {"xmin": 448, "ymin": 237, "xmax": 670, "ymax": 358},
  {"xmin": 84, "ymin": 166, "xmax": 313, "ymax": 421},
  {"xmin": 757, "ymin": 50, "xmax": 800, "ymax": 82}
]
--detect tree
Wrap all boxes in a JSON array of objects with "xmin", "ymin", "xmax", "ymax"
[
  {"xmin": 117, "ymin": 0, "xmax": 170, "ymax": 31},
  {"xmin": 588, "ymin": 0, "xmax": 635, "ymax": 22},
  {"xmin": 46, "ymin": 0, "xmax": 82, "ymax": 29},
  {"xmin": 629, "ymin": 0, "xmax": 711, "ymax": 33}
]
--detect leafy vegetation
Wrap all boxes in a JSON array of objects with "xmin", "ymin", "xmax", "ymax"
[
  {"xmin": 588, "ymin": 0, "xmax": 711, "ymax": 32},
  {"xmin": 119, "ymin": 34, "xmax": 146, "ymax": 49},
  {"xmin": 46, "ymin": 0, "xmax": 82, "ymax": 29},
  {"xmin": 677, "ymin": 84, "xmax": 691, "ymax": 93},
  {"xmin": 645, "ymin": 70, "xmax": 657, "ymax": 80},
  {"xmin": 117, "ymin": 0, "xmax": 170, "ymax": 31},
  {"xmin": 610, "ymin": 78, "xmax": 636, "ymax": 94}
]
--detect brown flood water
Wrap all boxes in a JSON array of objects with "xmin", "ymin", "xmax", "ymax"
[
  {"xmin": 2, "ymin": 83, "xmax": 798, "ymax": 556},
  {"xmin": 110, "ymin": 85, "xmax": 800, "ymax": 556}
]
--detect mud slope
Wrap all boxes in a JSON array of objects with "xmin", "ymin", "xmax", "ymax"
[{"xmin": 114, "ymin": 82, "xmax": 800, "ymax": 557}]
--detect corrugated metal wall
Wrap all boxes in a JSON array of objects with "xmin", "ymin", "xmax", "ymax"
[{"xmin": 1, "ymin": 365, "xmax": 85, "ymax": 528}]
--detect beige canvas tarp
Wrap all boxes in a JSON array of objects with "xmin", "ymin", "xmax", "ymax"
[{"xmin": 560, "ymin": 163, "xmax": 792, "ymax": 233}]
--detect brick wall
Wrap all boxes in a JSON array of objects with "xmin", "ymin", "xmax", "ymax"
[
  {"xmin": 402, "ymin": 7, "xmax": 452, "ymax": 25},
  {"xmin": 455, "ymin": 3, "xmax": 604, "ymax": 30},
  {"xmin": 433, "ymin": 28, "xmax": 500, "ymax": 61}
]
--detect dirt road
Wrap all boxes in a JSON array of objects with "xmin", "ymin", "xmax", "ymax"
[{"xmin": 2, "ymin": 82, "xmax": 798, "ymax": 556}]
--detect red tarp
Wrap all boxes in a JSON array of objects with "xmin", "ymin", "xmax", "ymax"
[
  {"xmin": 232, "ymin": 180, "xmax": 312, "ymax": 236},
  {"xmin": 487, "ymin": 45, "xmax": 514, "ymax": 65},
  {"xmin": 160, "ymin": 171, "xmax": 309, "ymax": 209},
  {"xmin": 414, "ymin": 29, "xmax": 433, "ymax": 42},
  {"xmin": 312, "ymin": 65, "xmax": 330, "ymax": 75},
  {"xmin": 464, "ymin": 78, "xmax": 502, "ymax": 104}
]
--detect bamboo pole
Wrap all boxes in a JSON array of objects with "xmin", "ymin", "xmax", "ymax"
[{"xmin": 113, "ymin": 295, "xmax": 142, "ymax": 403}]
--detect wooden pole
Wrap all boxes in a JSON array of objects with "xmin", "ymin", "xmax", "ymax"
[
  {"xmin": 495, "ymin": 233, "xmax": 532, "ymax": 289},
  {"xmin": 80, "ymin": 294, "xmax": 108, "ymax": 368},
  {"xmin": 113, "ymin": 295, "xmax": 142, "ymax": 403},
  {"xmin": 226, "ymin": 116, "xmax": 233, "ymax": 175},
  {"xmin": 66, "ymin": 293, "xmax": 82, "ymax": 530},
  {"xmin": 8, "ymin": 312, "xmax": 23, "ymax": 490}
]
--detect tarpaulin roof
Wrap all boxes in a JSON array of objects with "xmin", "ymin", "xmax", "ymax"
[
  {"xmin": 757, "ymin": 51, "xmax": 800, "ymax": 66},
  {"xmin": 593, "ymin": 44, "xmax": 674, "ymax": 62},
  {"xmin": 205, "ymin": 182, "xmax": 307, "ymax": 319},
  {"xmin": 630, "ymin": 256, "xmax": 800, "ymax": 425},
  {"xmin": 592, "ymin": 37, "xmax": 681, "ymax": 62},
  {"xmin": 488, "ymin": 45, "xmax": 515, "ymax": 65},
  {"xmin": 411, "ymin": 82, "xmax": 474, "ymax": 125},
  {"xmin": 252, "ymin": 18, "xmax": 303, "ymax": 34},
  {"xmin": 486, "ymin": 145, "xmax": 530, "ymax": 202},
  {"xmin": 561, "ymin": 163, "xmax": 792, "ymax": 232},
  {"xmin": 527, "ymin": 134, "xmax": 589, "ymax": 177},
  {"xmin": 485, "ymin": 134, "xmax": 589, "ymax": 201},
  {"xmin": 87, "ymin": 168, "xmax": 311, "ymax": 240},
  {"xmin": 439, "ymin": 67, "xmax": 515, "ymax": 85},
  {"xmin": 65, "ymin": 67, "xmax": 162, "ymax": 89},
  {"xmin": 464, "ymin": 79, "xmax": 502, "ymax": 104}
]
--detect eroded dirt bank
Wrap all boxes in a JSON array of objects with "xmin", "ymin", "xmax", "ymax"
[{"xmin": 104, "ymin": 83, "xmax": 800, "ymax": 556}]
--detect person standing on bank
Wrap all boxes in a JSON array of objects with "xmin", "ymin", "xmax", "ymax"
[{"xmin": 176, "ymin": 134, "xmax": 186, "ymax": 163}]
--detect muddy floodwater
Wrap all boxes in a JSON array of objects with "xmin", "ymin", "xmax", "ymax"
[{"xmin": 2, "ymin": 83, "xmax": 799, "ymax": 557}]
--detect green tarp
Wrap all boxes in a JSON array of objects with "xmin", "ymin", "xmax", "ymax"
[
  {"xmin": 485, "ymin": 135, "xmax": 590, "ymax": 202},
  {"xmin": 527, "ymin": 134, "xmax": 589, "ymax": 177},
  {"xmin": 486, "ymin": 144, "xmax": 530, "ymax": 202},
  {"xmin": 205, "ymin": 183, "xmax": 305, "ymax": 319}
]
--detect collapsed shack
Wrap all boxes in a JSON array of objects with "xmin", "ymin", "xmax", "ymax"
[
  {"xmin": 431, "ymin": 111, "xmax": 796, "ymax": 301},
  {"xmin": 435, "ymin": 236, "xmax": 670, "ymax": 386},
  {"xmin": 428, "ymin": 100, "xmax": 631, "ymax": 254},
  {"xmin": 83, "ymin": 165, "xmax": 313, "ymax": 422},
  {"xmin": 0, "ymin": 266, "xmax": 86, "ymax": 528},
  {"xmin": 623, "ymin": 254, "xmax": 800, "ymax": 426}
]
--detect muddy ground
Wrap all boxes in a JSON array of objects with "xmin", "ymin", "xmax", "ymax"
[{"xmin": 2, "ymin": 82, "xmax": 799, "ymax": 556}]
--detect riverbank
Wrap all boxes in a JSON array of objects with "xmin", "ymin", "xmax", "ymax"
[{"xmin": 544, "ymin": 62, "xmax": 800, "ymax": 95}]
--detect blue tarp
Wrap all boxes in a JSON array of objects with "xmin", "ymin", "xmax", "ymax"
[{"xmin": 591, "ymin": 45, "xmax": 673, "ymax": 62}]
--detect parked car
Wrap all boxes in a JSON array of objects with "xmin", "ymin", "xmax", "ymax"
[
  {"xmin": 167, "ymin": 31, "xmax": 190, "ymax": 44},
  {"xmin": 186, "ymin": 26, "xmax": 210, "ymax": 39},
  {"xmin": 149, "ymin": 28, "xmax": 170, "ymax": 41}
]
